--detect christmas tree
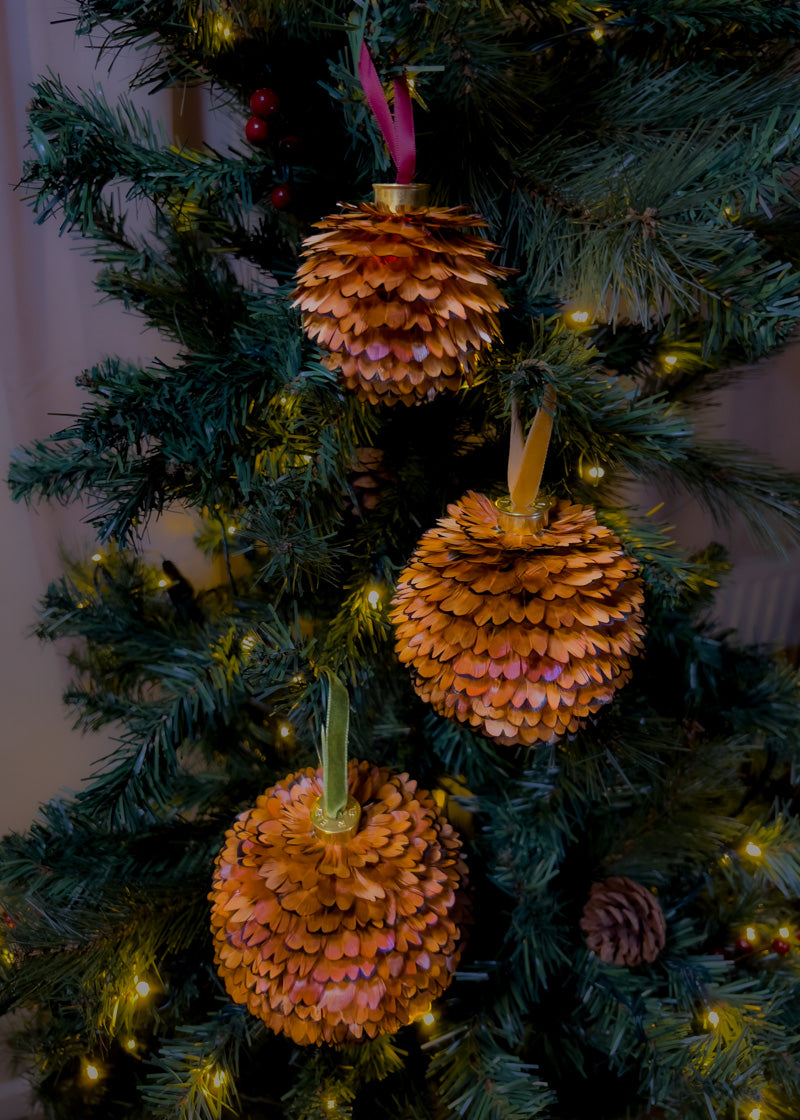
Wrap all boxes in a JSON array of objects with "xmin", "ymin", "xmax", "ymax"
[{"xmin": 4, "ymin": 2, "xmax": 800, "ymax": 1118}]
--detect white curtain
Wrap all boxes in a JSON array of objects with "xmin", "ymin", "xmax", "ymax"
[{"xmin": 0, "ymin": 0, "xmax": 211, "ymax": 835}]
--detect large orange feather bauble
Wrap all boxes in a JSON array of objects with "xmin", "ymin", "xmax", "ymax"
[
  {"xmin": 390, "ymin": 492, "xmax": 646, "ymax": 746},
  {"xmin": 209, "ymin": 760, "xmax": 468, "ymax": 1045},
  {"xmin": 292, "ymin": 201, "xmax": 509, "ymax": 405}
]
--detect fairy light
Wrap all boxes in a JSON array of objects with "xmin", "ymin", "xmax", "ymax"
[
  {"xmin": 366, "ymin": 584, "xmax": 383, "ymax": 609},
  {"xmin": 91, "ymin": 552, "xmax": 103, "ymax": 563},
  {"xmin": 581, "ymin": 463, "xmax": 606, "ymax": 483},
  {"xmin": 745, "ymin": 926, "xmax": 757, "ymax": 942},
  {"xmin": 325, "ymin": 1099, "xmax": 337, "ymax": 1111},
  {"xmin": 157, "ymin": 578, "xmax": 169, "ymax": 588},
  {"xmin": 84, "ymin": 1062, "xmax": 100, "ymax": 1082},
  {"xmin": 590, "ymin": 25, "xmax": 604, "ymax": 39},
  {"xmin": 241, "ymin": 635, "xmax": 257, "ymax": 653},
  {"xmin": 568, "ymin": 309, "xmax": 590, "ymax": 325},
  {"xmin": 662, "ymin": 354, "xmax": 678, "ymax": 368},
  {"xmin": 135, "ymin": 979, "xmax": 150, "ymax": 997},
  {"xmin": 744, "ymin": 840, "xmax": 763, "ymax": 858},
  {"xmin": 707, "ymin": 1010, "xmax": 720, "ymax": 1028},
  {"xmin": 212, "ymin": 1069, "xmax": 227, "ymax": 1088},
  {"xmin": 778, "ymin": 926, "xmax": 791, "ymax": 939},
  {"xmin": 291, "ymin": 673, "xmax": 304, "ymax": 685},
  {"xmin": 278, "ymin": 721, "xmax": 292, "ymax": 740},
  {"xmin": 125, "ymin": 1037, "xmax": 137, "ymax": 1051},
  {"xmin": 227, "ymin": 525, "xmax": 237, "ymax": 535},
  {"xmin": 748, "ymin": 1108, "xmax": 762, "ymax": 1120},
  {"xmin": 422, "ymin": 1009, "xmax": 435, "ymax": 1026}
]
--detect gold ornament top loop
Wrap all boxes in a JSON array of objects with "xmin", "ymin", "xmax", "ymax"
[
  {"xmin": 373, "ymin": 182, "xmax": 430, "ymax": 212},
  {"xmin": 311, "ymin": 794, "xmax": 362, "ymax": 843}
]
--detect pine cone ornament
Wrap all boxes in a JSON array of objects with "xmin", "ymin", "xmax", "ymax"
[
  {"xmin": 209, "ymin": 760, "xmax": 468, "ymax": 1045},
  {"xmin": 390, "ymin": 492, "xmax": 645, "ymax": 747},
  {"xmin": 580, "ymin": 877, "xmax": 667, "ymax": 966},
  {"xmin": 292, "ymin": 185, "xmax": 509, "ymax": 406}
]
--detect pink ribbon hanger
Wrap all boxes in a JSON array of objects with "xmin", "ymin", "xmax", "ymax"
[{"xmin": 358, "ymin": 41, "xmax": 416, "ymax": 184}]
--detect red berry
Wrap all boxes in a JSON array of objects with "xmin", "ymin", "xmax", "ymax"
[
  {"xmin": 771, "ymin": 937, "xmax": 792, "ymax": 956},
  {"xmin": 277, "ymin": 134, "xmax": 302, "ymax": 161},
  {"xmin": 733, "ymin": 938, "xmax": 752, "ymax": 954},
  {"xmin": 245, "ymin": 117, "xmax": 269, "ymax": 145},
  {"xmin": 250, "ymin": 88, "xmax": 280, "ymax": 118},
  {"xmin": 270, "ymin": 184, "xmax": 292, "ymax": 210}
]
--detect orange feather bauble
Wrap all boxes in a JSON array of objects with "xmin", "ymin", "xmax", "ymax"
[
  {"xmin": 291, "ymin": 200, "xmax": 509, "ymax": 405},
  {"xmin": 390, "ymin": 492, "xmax": 646, "ymax": 747},
  {"xmin": 209, "ymin": 760, "xmax": 468, "ymax": 1045}
]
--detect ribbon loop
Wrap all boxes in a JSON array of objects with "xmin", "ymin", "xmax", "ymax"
[
  {"xmin": 319, "ymin": 668, "xmax": 350, "ymax": 819},
  {"xmin": 358, "ymin": 41, "xmax": 416, "ymax": 184},
  {"xmin": 508, "ymin": 385, "xmax": 557, "ymax": 512}
]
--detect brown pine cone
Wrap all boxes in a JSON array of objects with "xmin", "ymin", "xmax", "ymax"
[
  {"xmin": 580, "ymin": 877, "xmax": 666, "ymax": 966},
  {"xmin": 347, "ymin": 447, "xmax": 394, "ymax": 512},
  {"xmin": 292, "ymin": 202, "xmax": 510, "ymax": 406}
]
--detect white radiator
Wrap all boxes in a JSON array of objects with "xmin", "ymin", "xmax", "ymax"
[{"xmin": 712, "ymin": 554, "xmax": 800, "ymax": 648}]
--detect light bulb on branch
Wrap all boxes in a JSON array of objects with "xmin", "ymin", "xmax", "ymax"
[
  {"xmin": 83, "ymin": 1060, "xmax": 102, "ymax": 1085},
  {"xmin": 577, "ymin": 455, "xmax": 608, "ymax": 485}
]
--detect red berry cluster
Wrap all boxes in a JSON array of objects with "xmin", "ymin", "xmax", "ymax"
[
  {"xmin": 771, "ymin": 930, "xmax": 798, "ymax": 956},
  {"xmin": 244, "ymin": 88, "xmax": 302, "ymax": 211},
  {"xmin": 731, "ymin": 925, "xmax": 800, "ymax": 958}
]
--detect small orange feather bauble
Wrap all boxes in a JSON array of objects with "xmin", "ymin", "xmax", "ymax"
[
  {"xmin": 209, "ymin": 760, "xmax": 468, "ymax": 1045},
  {"xmin": 291, "ymin": 199, "xmax": 509, "ymax": 405},
  {"xmin": 390, "ymin": 492, "xmax": 646, "ymax": 747}
]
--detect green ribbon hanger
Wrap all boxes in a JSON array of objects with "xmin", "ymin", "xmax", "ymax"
[{"xmin": 311, "ymin": 669, "xmax": 361, "ymax": 841}]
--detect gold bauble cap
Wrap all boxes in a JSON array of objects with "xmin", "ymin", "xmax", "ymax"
[
  {"xmin": 311, "ymin": 794, "xmax": 362, "ymax": 842},
  {"xmin": 373, "ymin": 182, "xmax": 430, "ymax": 212},
  {"xmin": 494, "ymin": 493, "xmax": 554, "ymax": 534}
]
